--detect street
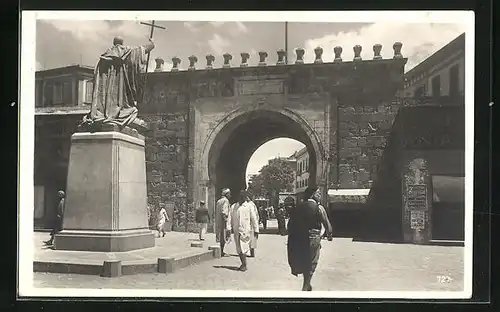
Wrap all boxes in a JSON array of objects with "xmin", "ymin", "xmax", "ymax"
[{"xmin": 34, "ymin": 232, "xmax": 464, "ymax": 292}]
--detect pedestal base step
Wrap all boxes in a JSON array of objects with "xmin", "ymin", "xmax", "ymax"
[
  {"xmin": 55, "ymin": 229, "xmax": 155, "ymax": 252},
  {"xmin": 34, "ymin": 245, "xmax": 222, "ymax": 277}
]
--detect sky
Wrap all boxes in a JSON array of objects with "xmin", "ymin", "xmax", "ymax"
[{"xmin": 35, "ymin": 19, "xmax": 467, "ymax": 178}]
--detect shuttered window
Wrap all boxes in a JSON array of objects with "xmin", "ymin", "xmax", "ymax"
[
  {"xmin": 85, "ymin": 80, "xmax": 94, "ymax": 103},
  {"xmin": 63, "ymin": 82, "xmax": 72, "ymax": 104},
  {"xmin": 53, "ymin": 83, "xmax": 63, "ymax": 104}
]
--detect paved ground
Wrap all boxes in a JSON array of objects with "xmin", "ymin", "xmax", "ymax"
[
  {"xmin": 34, "ymin": 230, "xmax": 217, "ymax": 264},
  {"xmin": 34, "ymin": 231, "xmax": 464, "ymax": 292}
]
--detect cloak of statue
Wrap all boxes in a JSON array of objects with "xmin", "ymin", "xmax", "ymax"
[{"xmin": 81, "ymin": 37, "xmax": 155, "ymax": 129}]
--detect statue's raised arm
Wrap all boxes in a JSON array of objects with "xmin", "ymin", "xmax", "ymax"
[{"xmin": 81, "ymin": 36, "xmax": 155, "ymax": 130}]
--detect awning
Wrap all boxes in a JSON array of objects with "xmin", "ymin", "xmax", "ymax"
[
  {"xmin": 327, "ymin": 189, "xmax": 371, "ymax": 204},
  {"xmin": 432, "ymin": 176, "xmax": 465, "ymax": 203}
]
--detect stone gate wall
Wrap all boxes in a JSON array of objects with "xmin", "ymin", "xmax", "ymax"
[{"xmin": 138, "ymin": 44, "xmax": 407, "ymax": 232}]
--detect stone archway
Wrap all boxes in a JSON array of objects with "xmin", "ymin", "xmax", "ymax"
[{"xmin": 194, "ymin": 103, "xmax": 326, "ymax": 225}]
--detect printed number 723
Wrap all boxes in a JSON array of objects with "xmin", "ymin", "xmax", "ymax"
[{"xmin": 437, "ymin": 275, "xmax": 452, "ymax": 283}]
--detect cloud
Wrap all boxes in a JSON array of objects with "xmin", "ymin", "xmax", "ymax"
[
  {"xmin": 209, "ymin": 21, "xmax": 225, "ymax": 28},
  {"xmin": 228, "ymin": 22, "xmax": 249, "ymax": 37},
  {"xmin": 303, "ymin": 22, "xmax": 466, "ymax": 70},
  {"xmin": 236, "ymin": 22, "xmax": 248, "ymax": 33},
  {"xmin": 46, "ymin": 20, "xmax": 148, "ymax": 43},
  {"xmin": 184, "ymin": 21, "xmax": 200, "ymax": 32},
  {"xmin": 208, "ymin": 33, "xmax": 231, "ymax": 55}
]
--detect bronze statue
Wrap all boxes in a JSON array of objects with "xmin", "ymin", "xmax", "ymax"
[{"xmin": 81, "ymin": 36, "xmax": 155, "ymax": 130}]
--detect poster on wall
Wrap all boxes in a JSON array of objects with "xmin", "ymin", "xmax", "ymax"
[
  {"xmin": 34, "ymin": 186, "xmax": 45, "ymax": 219},
  {"xmin": 410, "ymin": 210, "xmax": 425, "ymax": 230},
  {"xmin": 407, "ymin": 184, "xmax": 427, "ymax": 211}
]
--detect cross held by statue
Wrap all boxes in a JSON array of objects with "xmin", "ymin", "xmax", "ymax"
[
  {"xmin": 140, "ymin": 20, "xmax": 166, "ymax": 39},
  {"xmin": 139, "ymin": 20, "xmax": 166, "ymax": 103}
]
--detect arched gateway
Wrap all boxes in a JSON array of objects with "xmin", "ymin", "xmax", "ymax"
[
  {"xmin": 138, "ymin": 45, "xmax": 406, "ymax": 231},
  {"xmin": 199, "ymin": 105, "xmax": 325, "ymax": 207}
]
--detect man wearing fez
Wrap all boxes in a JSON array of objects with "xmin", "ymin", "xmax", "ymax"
[
  {"xmin": 287, "ymin": 186, "xmax": 332, "ymax": 291},
  {"xmin": 81, "ymin": 36, "xmax": 155, "ymax": 129},
  {"xmin": 215, "ymin": 188, "xmax": 231, "ymax": 256},
  {"xmin": 227, "ymin": 190, "xmax": 259, "ymax": 271}
]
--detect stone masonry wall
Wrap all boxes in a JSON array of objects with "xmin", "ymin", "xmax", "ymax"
[
  {"xmin": 335, "ymin": 101, "xmax": 399, "ymax": 188},
  {"xmin": 328, "ymin": 94, "xmax": 451, "ymax": 190},
  {"xmin": 140, "ymin": 112, "xmax": 191, "ymax": 231}
]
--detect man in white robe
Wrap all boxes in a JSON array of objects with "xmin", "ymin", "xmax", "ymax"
[
  {"xmin": 227, "ymin": 190, "xmax": 259, "ymax": 271},
  {"xmin": 245, "ymin": 193, "xmax": 259, "ymax": 258}
]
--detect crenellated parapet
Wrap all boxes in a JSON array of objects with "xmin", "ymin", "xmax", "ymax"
[
  {"xmin": 151, "ymin": 42, "xmax": 405, "ymax": 73},
  {"xmin": 141, "ymin": 42, "xmax": 408, "ymax": 115}
]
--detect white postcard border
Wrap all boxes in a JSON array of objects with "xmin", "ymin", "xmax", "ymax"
[{"xmin": 19, "ymin": 10, "xmax": 475, "ymax": 299}]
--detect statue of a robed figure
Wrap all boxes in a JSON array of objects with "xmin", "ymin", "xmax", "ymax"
[
  {"xmin": 55, "ymin": 36, "xmax": 157, "ymax": 252},
  {"xmin": 81, "ymin": 36, "xmax": 155, "ymax": 130}
]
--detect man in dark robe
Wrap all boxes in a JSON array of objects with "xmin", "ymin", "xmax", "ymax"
[
  {"xmin": 287, "ymin": 186, "xmax": 332, "ymax": 291},
  {"xmin": 81, "ymin": 36, "xmax": 155, "ymax": 129}
]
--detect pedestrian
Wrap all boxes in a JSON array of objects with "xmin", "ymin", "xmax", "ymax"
[
  {"xmin": 320, "ymin": 202, "xmax": 333, "ymax": 240},
  {"xmin": 277, "ymin": 204, "xmax": 287, "ymax": 235},
  {"xmin": 44, "ymin": 190, "xmax": 65, "ymax": 246},
  {"xmin": 245, "ymin": 192, "xmax": 259, "ymax": 258},
  {"xmin": 195, "ymin": 200, "xmax": 210, "ymax": 241},
  {"xmin": 215, "ymin": 188, "xmax": 231, "ymax": 256},
  {"xmin": 259, "ymin": 206, "xmax": 268, "ymax": 230},
  {"xmin": 156, "ymin": 204, "xmax": 169, "ymax": 238},
  {"xmin": 227, "ymin": 190, "xmax": 259, "ymax": 271},
  {"xmin": 287, "ymin": 186, "xmax": 332, "ymax": 291}
]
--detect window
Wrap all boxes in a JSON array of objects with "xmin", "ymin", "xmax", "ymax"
[
  {"xmin": 44, "ymin": 83, "xmax": 53, "ymax": 106},
  {"xmin": 449, "ymin": 64, "xmax": 459, "ymax": 97},
  {"xmin": 85, "ymin": 80, "xmax": 94, "ymax": 103},
  {"xmin": 35, "ymin": 81, "xmax": 43, "ymax": 107},
  {"xmin": 431, "ymin": 75, "xmax": 441, "ymax": 97},
  {"xmin": 53, "ymin": 83, "xmax": 63, "ymax": 104},
  {"xmin": 414, "ymin": 84, "xmax": 426, "ymax": 98},
  {"xmin": 63, "ymin": 82, "xmax": 72, "ymax": 104}
]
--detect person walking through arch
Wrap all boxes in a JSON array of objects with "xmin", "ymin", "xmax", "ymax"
[
  {"xmin": 227, "ymin": 190, "xmax": 259, "ymax": 271},
  {"xmin": 276, "ymin": 204, "xmax": 287, "ymax": 236},
  {"xmin": 245, "ymin": 192, "xmax": 259, "ymax": 258},
  {"xmin": 215, "ymin": 188, "xmax": 231, "ymax": 256},
  {"xmin": 287, "ymin": 186, "xmax": 332, "ymax": 291}
]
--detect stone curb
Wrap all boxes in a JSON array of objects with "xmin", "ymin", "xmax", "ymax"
[{"xmin": 33, "ymin": 245, "xmax": 221, "ymax": 278}]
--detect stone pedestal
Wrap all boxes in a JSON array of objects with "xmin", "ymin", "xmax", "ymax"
[{"xmin": 55, "ymin": 128, "xmax": 155, "ymax": 252}]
